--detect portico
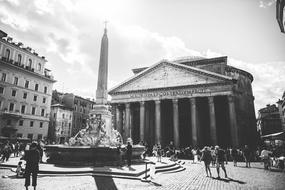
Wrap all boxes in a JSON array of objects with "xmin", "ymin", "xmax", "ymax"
[
  {"xmin": 112, "ymin": 87, "xmax": 237, "ymax": 148},
  {"xmin": 109, "ymin": 59, "xmax": 245, "ymax": 148}
]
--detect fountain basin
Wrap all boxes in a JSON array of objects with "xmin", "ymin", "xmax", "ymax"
[{"xmin": 44, "ymin": 144, "xmax": 145, "ymax": 166}]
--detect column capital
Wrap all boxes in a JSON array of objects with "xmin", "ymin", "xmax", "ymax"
[
  {"xmin": 125, "ymin": 102, "xmax": 130, "ymax": 108},
  {"xmin": 190, "ymin": 97, "xmax": 196, "ymax": 105},
  {"xmin": 140, "ymin": 101, "xmax": 145, "ymax": 106},
  {"xmin": 208, "ymin": 96, "xmax": 214, "ymax": 104},
  {"xmin": 227, "ymin": 95, "xmax": 235, "ymax": 102},
  {"xmin": 155, "ymin": 100, "xmax": 161, "ymax": 105},
  {"xmin": 172, "ymin": 99, "xmax": 178, "ymax": 104}
]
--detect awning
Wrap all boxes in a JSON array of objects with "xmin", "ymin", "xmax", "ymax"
[{"xmin": 261, "ymin": 131, "xmax": 285, "ymax": 140}]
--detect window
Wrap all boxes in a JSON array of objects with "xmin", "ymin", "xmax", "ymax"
[
  {"xmin": 39, "ymin": 122, "xmax": 43, "ymax": 128},
  {"xmin": 7, "ymin": 119, "xmax": 11, "ymax": 125},
  {"xmin": 33, "ymin": 95, "xmax": 37, "ymax": 101},
  {"xmin": 0, "ymin": 87, "xmax": 4, "ymax": 94},
  {"xmin": 1, "ymin": 73, "xmax": 6, "ymax": 82},
  {"xmin": 37, "ymin": 63, "xmax": 41, "ymax": 71},
  {"xmin": 0, "ymin": 100, "xmax": 2, "ymax": 109},
  {"xmin": 28, "ymin": 59, "xmax": 32, "ymax": 67},
  {"xmin": 11, "ymin": 89, "xmax": 17, "ymax": 97},
  {"xmin": 62, "ymin": 113, "xmax": 65, "ymax": 118},
  {"xmin": 42, "ymin": 97, "xmax": 46, "ymax": 103},
  {"xmin": 35, "ymin": 84, "xmax": 39, "ymax": 91},
  {"xmin": 13, "ymin": 77, "xmax": 18, "ymax": 85},
  {"xmin": 5, "ymin": 49, "xmax": 10, "ymax": 59},
  {"xmin": 23, "ymin": 92, "xmax": 27, "ymax": 99},
  {"xmin": 53, "ymin": 113, "xmax": 56, "ymax": 118},
  {"xmin": 17, "ymin": 54, "xmax": 22, "ymax": 63},
  {"xmin": 31, "ymin": 107, "xmax": 36, "ymax": 115},
  {"xmin": 21, "ymin": 105, "xmax": 26, "ymax": 114},
  {"xmin": 30, "ymin": 121, "xmax": 34, "ymax": 127},
  {"xmin": 17, "ymin": 133, "xmax": 23, "ymax": 138},
  {"xmin": 9, "ymin": 103, "xmax": 14, "ymax": 111},
  {"xmin": 19, "ymin": 120, "xmax": 23, "ymax": 126},
  {"xmin": 44, "ymin": 86, "xmax": 47, "ymax": 93},
  {"xmin": 27, "ymin": 133, "xmax": 33, "ymax": 140},
  {"xmin": 37, "ymin": 134, "xmax": 42, "ymax": 140},
  {"xmin": 41, "ymin": 109, "xmax": 45, "ymax": 116},
  {"xmin": 25, "ymin": 80, "xmax": 29, "ymax": 88}
]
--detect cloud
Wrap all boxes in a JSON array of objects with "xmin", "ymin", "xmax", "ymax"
[
  {"xmin": 1, "ymin": 0, "xmax": 284, "ymax": 114},
  {"xmin": 259, "ymin": 0, "xmax": 277, "ymax": 8}
]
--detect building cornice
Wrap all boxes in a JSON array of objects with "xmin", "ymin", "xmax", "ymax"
[
  {"xmin": 110, "ymin": 81, "xmax": 233, "ymax": 95},
  {"xmin": 0, "ymin": 39, "xmax": 47, "ymax": 61},
  {"xmin": 225, "ymin": 66, "xmax": 253, "ymax": 82},
  {"xmin": 0, "ymin": 59, "xmax": 56, "ymax": 83}
]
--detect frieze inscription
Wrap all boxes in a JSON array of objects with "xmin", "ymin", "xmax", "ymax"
[{"xmin": 129, "ymin": 88, "xmax": 208, "ymax": 98}]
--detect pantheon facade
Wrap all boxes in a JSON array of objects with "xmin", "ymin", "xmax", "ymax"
[{"xmin": 109, "ymin": 56, "xmax": 257, "ymax": 148}]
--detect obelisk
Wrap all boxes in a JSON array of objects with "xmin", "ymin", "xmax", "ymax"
[
  {"xmin": 91, "ymin": 24, "xmax": 112, "ymax": 137},
  {"xmin": 96, "ymin": 23, "xmax": 108, "ymax": 105}
]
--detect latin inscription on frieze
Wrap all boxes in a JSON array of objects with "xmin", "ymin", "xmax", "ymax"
[{"xmin": 129, "ymin": 88, "xmax": 208, "ymax": 98}]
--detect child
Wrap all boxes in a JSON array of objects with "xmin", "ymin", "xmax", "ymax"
[{"xmin": 16, "ymin": 161, "xmax": 24, "ymax": 178}]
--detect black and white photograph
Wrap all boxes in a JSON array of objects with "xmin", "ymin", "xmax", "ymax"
[{"xmin": 0, "ymin": 0, "xmax": 285, "ymax": 189}]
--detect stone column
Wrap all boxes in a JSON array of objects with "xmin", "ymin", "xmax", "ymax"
[
  {"xmin": 173, "ymin": 99, "xmax": 179, "ymax": 148},
  {"xmin": 208, "ymin": 97, "xmax": 217, "ymax": 146},
  {"xmin": 115, "ymin": 104, "xmax": 120, "ymax": 131},
  {"xmin": 155, "ymin": 100, "xmax": 161, "ymax": 144},
  {"xmin": 0, "ymin": 43, "xmax": 3, "ymax": 58},
  {"xmin": 190, "ymin": 98, "xmax": 198, "ymax": 146},
  {"xmin": 228, "ymin": 95, "xmax": 239, "ymax": 147},
  {"xmin": 139, "ymin": 101, "xmax": 145, "ymax": 142},
  {"xmin": 125, "ymin": 103, "xmax": 131, "ymax": 139},
  {"xmin": 12, "ymin": 49, "xmax": 17, "ymax": 61}
]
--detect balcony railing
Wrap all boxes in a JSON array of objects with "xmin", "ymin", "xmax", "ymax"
[
  {"xmin": 0, "ymin": 109, "xmax": 22, "ymax": 119},
  {"xmin": 1, "ymin": 56, "xmax": 54, "ymax": 80}
]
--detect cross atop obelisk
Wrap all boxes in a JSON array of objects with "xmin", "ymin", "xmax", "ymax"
[{"xmin": 96, "ymin": 23, "xmax": 109, "ymax": 104}]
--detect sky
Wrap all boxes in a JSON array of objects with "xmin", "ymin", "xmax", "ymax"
[{"xmin": 0, "ymin": 0, "xmax": 284, "ymax": 114}]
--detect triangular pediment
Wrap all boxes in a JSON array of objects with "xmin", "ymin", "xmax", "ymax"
[{"xmin": 109, "ymin": 61, "xmax": 232, "ymax": 94}]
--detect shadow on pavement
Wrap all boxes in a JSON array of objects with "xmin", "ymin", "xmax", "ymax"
[
  {"xmin": 93, "ymin": 176, "xmax": 118, "ymax": 190},
  {"xmin": 128, "ymin": 166, "xmax": 136, "ymax": 171},
  {"xmin": 149, "ymin": 180, "xmax": 162, "ymax": 186},
  {"xmin": 212, "ymin": 177, "xmax": 246, "ymax": 184}
]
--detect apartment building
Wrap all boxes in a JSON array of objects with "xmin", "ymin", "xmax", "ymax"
[{"xmin": 0, "ymin": 30, "xmax": 56, "ymax": 140}]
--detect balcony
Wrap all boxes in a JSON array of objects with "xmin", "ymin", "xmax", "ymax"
[
  {"xmin": 1, "ymin": 56, "xmax": 55, "ymax": 82},
  {"xmin": 0, "ymin": 109, "xmax": 22, "ymax": 119}
]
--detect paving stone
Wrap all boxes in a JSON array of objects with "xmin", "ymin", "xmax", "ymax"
[{"xmin": 0, "ymin": 160, "xmax": 284, "ymax": 190}]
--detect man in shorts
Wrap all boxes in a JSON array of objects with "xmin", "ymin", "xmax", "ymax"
[{"xmin": 215, "ymin": 145, "xmax": 228, "ymax": 179}]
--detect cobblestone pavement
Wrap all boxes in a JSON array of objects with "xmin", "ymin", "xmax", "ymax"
[{"xmin": 1, "ymin": 160, "xmax": 285, "ymax": 190}]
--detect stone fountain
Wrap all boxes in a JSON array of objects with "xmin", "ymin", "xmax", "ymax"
[{"xmin": 45, "ymin": 26, "xmax": 144, "ymax": 166}]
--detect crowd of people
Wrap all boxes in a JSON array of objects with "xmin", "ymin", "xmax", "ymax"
[
  {"xmin": 1, "ymin": 140, "xmax": 44, "ymax": 190},
  {"xmin": 140, "ymin": 141, "xmax": 285, "ymax": 176}
]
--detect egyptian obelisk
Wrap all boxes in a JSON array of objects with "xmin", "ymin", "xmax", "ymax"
[
  {"xmin": 91, "ymin": 24, "xmax": 112, "ymax": 136},
  {"xmin": 96, "ymin": 24, "xmax": 108, "ymax": 104}
]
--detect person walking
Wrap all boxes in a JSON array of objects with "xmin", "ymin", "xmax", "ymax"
[
  {"xmin": 1, "ymin": 141, "xmax": 12, "ymax": 162},
  {"xmin": 15, "ymin": 141, "xmax": 20, "ymax": 157},
  {"xmin": 215, "ymin": 145, "xmax": 228, "ymax": 179},
  {"xmin": 200, "ymin": 146, "xmax": 212, "ymax": 177},
  {"xmin": 243, "ymin": 145, "xmax": 251, "ymax": 168},
  {"xmin": 126, "ymin": 141, "xmax": 132, "ymax": 167},
  {"xmin": 21, "ymin": 142, "xmax": 40, "ymax": 190},
  {"xmin": 231, "ymin": 147, "xmax": 238, "ymax": 167},
  {"xmin": 260, "ymin": 147, "xmax": 272, "ymax": 170}
]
